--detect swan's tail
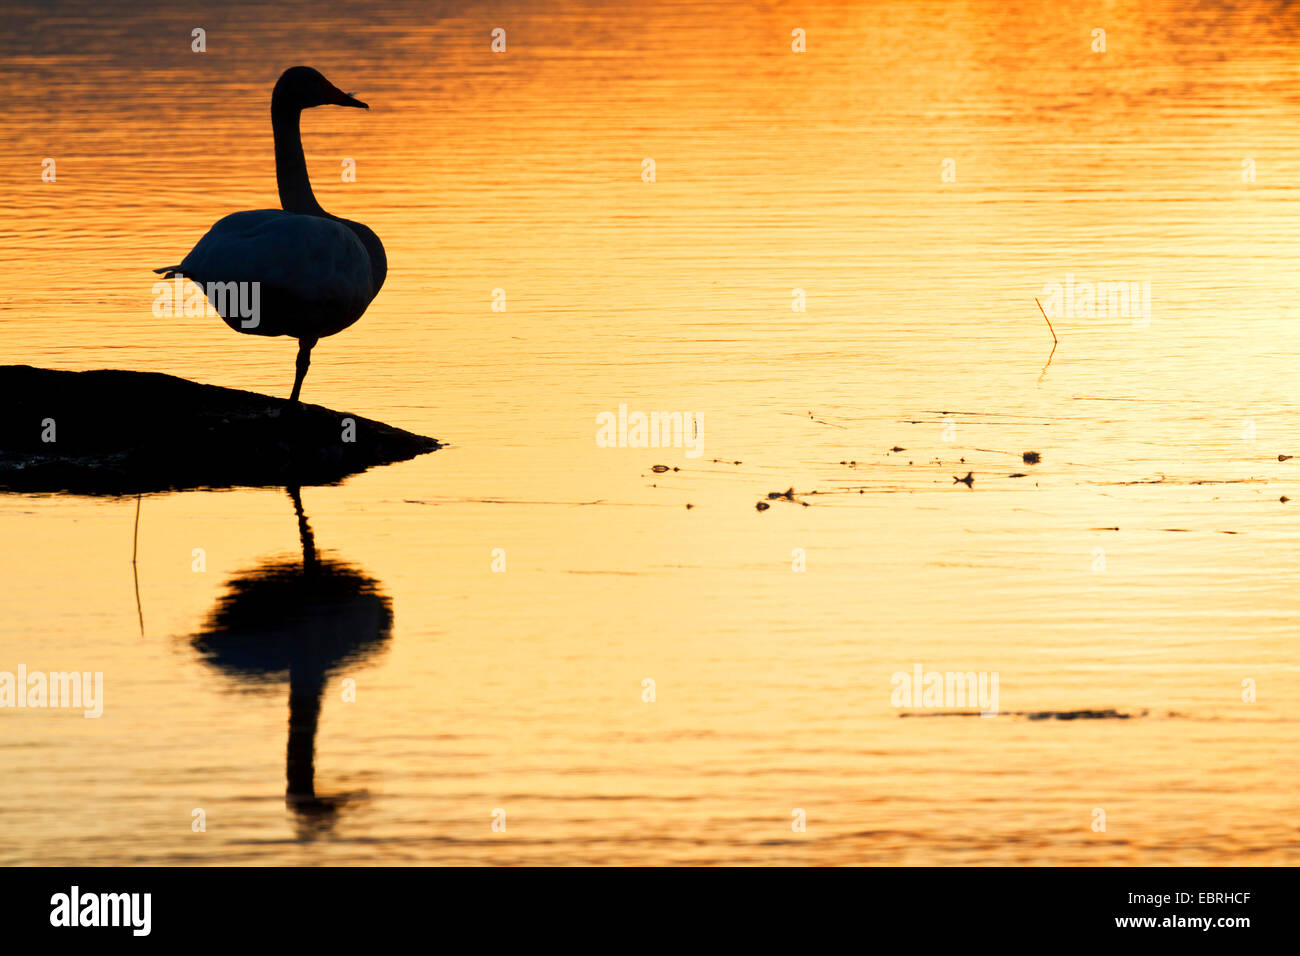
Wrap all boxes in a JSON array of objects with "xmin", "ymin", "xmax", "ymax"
[{"xmin": 153, "ymin": 265, "xmax": 185, "ymax": 279}]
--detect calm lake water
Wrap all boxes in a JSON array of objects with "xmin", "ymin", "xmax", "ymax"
[{"xmin": 1, "ymin": 0, "xmax": 1297, "ymax": 864}]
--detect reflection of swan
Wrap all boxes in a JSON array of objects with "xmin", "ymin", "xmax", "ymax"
[
  {"xmin": 191, "ymin": 486, "xmax": 391, "ymax": 827},
  {"xmin": 156, "ymin": 66, "xmax": 387, "ymax": 403}
]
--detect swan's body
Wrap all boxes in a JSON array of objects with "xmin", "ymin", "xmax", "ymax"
[
  {"xmin": 156, "ymin": 66, "xmax": 385, "ymax": 402},
  {"xmin": 172, "ymin": 210, "xmax": 374, "ymax": 340}
]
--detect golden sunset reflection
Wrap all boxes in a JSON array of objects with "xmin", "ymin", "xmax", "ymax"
[{"xmin": 0, "ymin": 0, "xmax": 1297, "ymax": 865}]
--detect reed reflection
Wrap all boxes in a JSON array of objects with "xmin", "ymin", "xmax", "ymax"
[{"xmin": 190, "ymin": 486, "xmax": 392, "ymax": 832}]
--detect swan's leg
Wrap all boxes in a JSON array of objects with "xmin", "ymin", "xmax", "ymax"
[{"xmin": 288, "ymin": 337, "xmax": 317, "ymax": 403}]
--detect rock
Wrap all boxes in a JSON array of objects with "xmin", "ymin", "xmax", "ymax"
[{"xmin": 0, "ymin": 365, "xmax": 441, "ymax": 495}]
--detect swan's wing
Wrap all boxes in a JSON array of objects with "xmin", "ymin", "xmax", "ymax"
[{"xmin": 178, "ymin": 210, "xmax": 373, "ymax": 311}]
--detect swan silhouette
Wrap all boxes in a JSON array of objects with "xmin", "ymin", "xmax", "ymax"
[
  {"xmin": 191, "ymin": 486, "xmax": 393, "ymax": 825},
  {"xmin": 156, "ymin": 66, "xmax": 387, "ymax": 403}
]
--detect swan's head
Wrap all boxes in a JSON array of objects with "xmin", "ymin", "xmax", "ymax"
[{"xmin": 273, "ymin": 66, "xmax": 368, "ymax": 112}]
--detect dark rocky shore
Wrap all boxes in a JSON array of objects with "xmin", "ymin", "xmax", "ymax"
[{"xmin": 0, "ymin": 366, "xmax": 441, "ymax": 495}]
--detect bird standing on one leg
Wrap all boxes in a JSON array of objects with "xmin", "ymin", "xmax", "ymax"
[
  {"xmin": 155, "ymin": 66, "xmax": 387, "ymax": 404},
  {"xmin": 290, "ymin": 336, "xmax": 317, "ymax": 404}
]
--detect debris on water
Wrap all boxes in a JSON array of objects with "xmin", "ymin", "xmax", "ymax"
[
  {"xmin": 1114, "ymin": 475, "xmax": 1167, "ymax": 485},
  {"xmin": 953, "ymin": 472, "xmax": 974, "ymax": 487},
  {"xmin": 1022, "ymin": 451, "xmax": 1041, "ymax": 464},
  {"xmin": 755, "ymin": 501, "xmax": 770, "ymax": 511},
  {"xmin": 1025, "ymin": 709, "xmax": 1133, "ymax": 721},
  {"xmin": 796, "ymin": 409, "xmax": 847, "ymax": 429},
  {"xmin": 900, "ymin": 708, "xmax": 1138, "ymax": 720},
  {"xmin": 759, "ymin": 486, "xmax": 811, "ymax": 507}
]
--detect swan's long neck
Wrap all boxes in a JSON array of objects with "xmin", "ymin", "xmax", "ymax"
[{"xmin": 272, "ymin": 104, "xmax": 324, "ymax": 216}]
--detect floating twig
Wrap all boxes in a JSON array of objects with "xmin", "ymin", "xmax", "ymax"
[
  {"xmin": 1035, "ymin": 297, "xmax": 1058, "ymax": 345},
  {"xmin": 131, "ymin": 494, "xmax": 144, "ymax": 637},
  {"xmin": 1035, "ymin": 297, "xmax": 1058, "ymax": 382}
]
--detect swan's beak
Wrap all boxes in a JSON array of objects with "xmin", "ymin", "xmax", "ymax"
[{"xmin": 328, "ymin": 87, "xmax": 368, "ymax": 109}]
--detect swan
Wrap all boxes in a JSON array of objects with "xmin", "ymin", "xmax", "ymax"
[{"xmin": 156, "ymin": 66, "xmax": 386, "ymax": 403}]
